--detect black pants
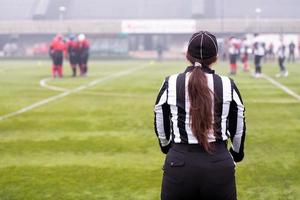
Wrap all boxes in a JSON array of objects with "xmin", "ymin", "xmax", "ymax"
[
  {"xmin": 52, "ymin": 51, "xmax": 63, "ymax": 66},
  {"xmin": 254, "ymin": 55, "xmax": 263, "ymax": 74},
  {"xmin": 161, "ymin": 142, "xmax": 236, "ymax": 200},
  {"xmin": 288, "ymin": 52, "xmax": 295, "ymax": 62},
  {"xmin": 69, "ymin": 52, "xmax": 79, "ymax": 65},
  {"xmin": 79, "ymin": 52, "xmax": 89, "ymax": 66},
  {"xmin": 278, "ymin": 57, "xmax": 286, "ymax": 72},
  {"xmin": 229, "ymin": 54, "xmax": 237, "ymax": 64}
]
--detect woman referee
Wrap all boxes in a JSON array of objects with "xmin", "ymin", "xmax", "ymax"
[{"xmin": 154, "ymin": 31, "xmax": 246, "ymax": 200}]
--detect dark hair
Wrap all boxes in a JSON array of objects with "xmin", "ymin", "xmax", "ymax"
[{"xmin": 186, "ymin": 53, "xmax": 217, "ymax": 152}]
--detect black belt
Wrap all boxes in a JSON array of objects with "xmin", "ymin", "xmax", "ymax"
[{"xmin": 172, "ymin": 140, "xmax": 227, "ymax": 152}]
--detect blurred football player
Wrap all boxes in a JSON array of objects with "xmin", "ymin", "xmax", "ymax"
[
  {"xmin": 228, "ymin": 37, "xmax": 240, "ymax": 75},
  {"xmin": 77, "ymin": 34, "xmax": 90, "ymax": 76},
  {"xmin": 66, "ymin": 34, "xmax": 79, "ymax": 77},
  {"xmin": 240, "ymin": 38, "xmax": 250, "ymax": 72},
  {"xmin": 49, "ymin": 34, "xmax": 66, "ymax": 78},
  {"xmin": 288, "ymin": 41, "xmax": 295, "ymax": 63},
  {"xmin": 253, "ymin": 35, "xmax": 265, "ymax": 78},
  {"xmin": 267, "ymin": 42, "xmax": 275, "ymax": 61},
  {"xmin": 276, "ymin": 40, "xmax": 288, "ymax": 77}
]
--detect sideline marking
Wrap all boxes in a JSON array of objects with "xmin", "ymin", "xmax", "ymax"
[
  {"xmin": 39, "ymin": 72, "xmax": 115, "ymax": 92},
  {"xmin": 40, "ymin": 78, "xmax": 68, "ymax": 92},
  {"xmin": 0, "ymin": 65, "xmax": 148, "ymax": 121},
  {"xmin": 261, "ymin": 74, "xmax": 300, "ymax": 102}
]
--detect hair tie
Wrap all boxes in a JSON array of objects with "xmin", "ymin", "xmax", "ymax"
[{"xmin": 194, "ymin": 62, "xmax": 202, "ymax": 68}]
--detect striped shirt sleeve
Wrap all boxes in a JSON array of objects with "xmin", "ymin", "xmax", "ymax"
[
  {"xmin": 154, "ymin": 77, "xmax": 172, "ymax": 154},
  {"xmin": 228, "ymin": 79, "xmax": 246, "ymax": 162}
]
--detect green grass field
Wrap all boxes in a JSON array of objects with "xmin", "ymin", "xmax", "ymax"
[{"xmin": 0, "ymin": 59, "xmax": 299, "ymax": 200}]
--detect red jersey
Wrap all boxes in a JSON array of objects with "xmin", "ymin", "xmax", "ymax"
[
  {"xmin": 67, "ymin": 40, "xmax": 79, "ymax": 49},
  {"xmin": 78, "ymin": 39, "xmax": 90, "ymax": 50},
  {"xmin": 50, "ymin": 37, "xmax": 66, "ymax": 52},
  {"xmin": 67, "ymin": 40, "xmax": 79, "ymax": 53}
]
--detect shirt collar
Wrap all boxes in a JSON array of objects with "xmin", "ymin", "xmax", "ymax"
[{"xmin": 184, "ymin": 66, "xmax": 215, "ymax": 74}]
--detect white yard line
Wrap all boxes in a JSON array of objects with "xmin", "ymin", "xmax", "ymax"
[
  {"xmin": 0, "ymin": 65, "xmax": 148, "ymax": 121},
  {"xmin": 40, "ymin": 78, "xmax": 68, "ymax": 92},
  {"xmin": 261, "ymin": 74, "xmax": 300, "ymax": 102}
]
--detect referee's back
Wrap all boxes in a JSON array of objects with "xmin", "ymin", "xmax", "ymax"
[{"xmin": 154, "ymin": 31, "xmax": 246, "ymax": 200}]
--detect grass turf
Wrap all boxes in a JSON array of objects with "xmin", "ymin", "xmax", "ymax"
[{"xmin": 0, "ymin": 59, "xmax": 299, "ymax": 200}]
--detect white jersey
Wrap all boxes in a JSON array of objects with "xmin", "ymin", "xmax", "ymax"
[
  {"xmin": 229, "ymin": 45, "xmax": 238, "ymax": 55},
  {"xmin": 277, "ymin": 43, "xmax": 286, "ymax": 58},
  {"xmin": 254, "ymin": 43, "xmax": 265, "ymax": 56}
]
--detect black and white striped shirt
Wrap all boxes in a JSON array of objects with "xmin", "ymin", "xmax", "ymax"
[{"xmin": 154, "ymin": 66, "xmax": 246, "ymax": 161}]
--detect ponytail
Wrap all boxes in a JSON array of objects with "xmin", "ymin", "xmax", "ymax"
[{"xmin": 186, "ymin": 53, "xmax": 216, "ymax": 152}]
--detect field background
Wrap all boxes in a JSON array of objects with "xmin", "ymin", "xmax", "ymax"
[{"xmin": 0, "ymin": 59, "xmax": 299, "ymax": 200}]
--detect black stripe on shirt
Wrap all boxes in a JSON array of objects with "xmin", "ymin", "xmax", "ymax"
[
  {"xmin": 176, "ymin": 73, "xmax": 188, "ymax": 143},
  {"xmin": 155, "ymin": 77, "xmax": 169, "ymax": 104},
  {"xmin": 232, "ymin": 80, "xmax": 244, "ymax": 105},
  {"xmin": 162, "ymin": 104, "xmax": 171, "ymax": 141},
  {"xmin": 228, "ymin": 100, "xmax": 238, "ymax": 141},
  {"xmin": 232, "ymin": 79, "xmax": 246, "ymax": 155},
  {"xmin": 154, "ymin": 77, "xmax": 172, "ymax": 153},
  {"xmin": 213, "ymin": 74, "xmax": 223, "ymax": 139}
]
